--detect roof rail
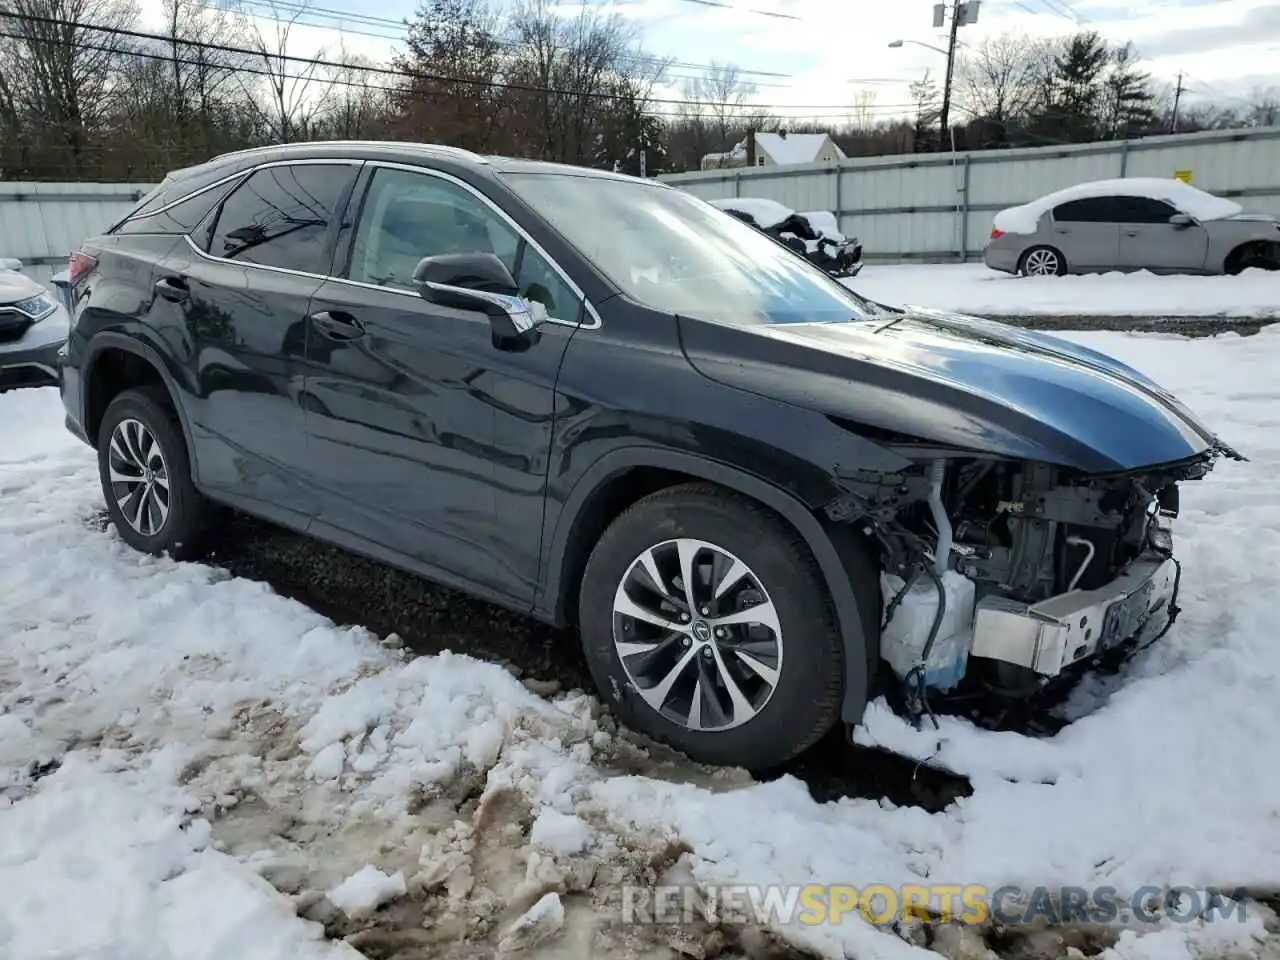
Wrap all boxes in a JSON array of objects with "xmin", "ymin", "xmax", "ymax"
[{"xmin": 208, "ymin": 140, "xmax": 490, "ymax": 165}]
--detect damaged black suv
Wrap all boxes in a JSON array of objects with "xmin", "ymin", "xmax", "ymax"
[{"xmin": 59, "ymin": 141, "xmax": 1243, "ymax": 770}]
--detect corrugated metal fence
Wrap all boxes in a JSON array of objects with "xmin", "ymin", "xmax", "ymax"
[
  {"xmin": 4, "ymin": 127, "xmax": 1280, "ymax": 275},
  {"xmin": 660, "ymin": 127, "xmax": 1280, "ymax": 262},
  {"xmin": 0, "ymin": 181, "xmax": 156, "ymax": 286}
]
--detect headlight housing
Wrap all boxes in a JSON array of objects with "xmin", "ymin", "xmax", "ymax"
[{"xmin": 9, "ymin": 293, "xmax": 57, "ymax": 321}]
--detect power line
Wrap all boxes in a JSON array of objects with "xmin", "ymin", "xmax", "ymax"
[
  {"xmin": 0, "ymin": 11, "xmax": 869, "ymax": 113},
  {"xmin": 216, "ymin": 0, "xmax": 802, "ymax": 80},
  {"xmin": 0, "ymin": 16, "xmax": 928, "ymax": 123}
]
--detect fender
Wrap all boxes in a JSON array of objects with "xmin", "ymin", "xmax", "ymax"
[
  {"xmin": 541, "ymin": 446, "xmax": 872, "ymax": 725},
  {"xmin": 82, "ymin": 332, "xmax": 201, "ymax": 479}
]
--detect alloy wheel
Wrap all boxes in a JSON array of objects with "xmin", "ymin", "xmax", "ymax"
[
  {"xmin": 107, "ymin": 417, "xmax": 170, "ymax": 537},
  {"xmin": 1023, "ymin": 248, "xmax": 1060, "ymax": 276},
  {"xmin": 611, "ymin": 538, "xmax": 783, "ymax": 732}
]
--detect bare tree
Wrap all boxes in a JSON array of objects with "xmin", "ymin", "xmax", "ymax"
[
  {"xmin": 849, "ymin": 89, "xmax": 878, "ymax": 132},
  {"xmin": 680, "ymin": 61, "xmax": 758, "ymax": 154},
  {"xmin": 958, "ymin": 33, "xmax": 1050, "ymax": 143},
  {"xmin": 239, "ymin": 0, "xmax": 338, "ymax": 142},
  {"xmin": 314, "ymin": 48, "xmax": 391, "ymax": 139},
  {"xmin": 1244, "ymin": 85, "xmax": 1280, "ymax": 127},
  {"xmin": 0, "ymin": 0, "xmax": 139, "ymax": 177}
]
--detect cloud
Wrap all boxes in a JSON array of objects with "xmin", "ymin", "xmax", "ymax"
[{"xmin": 1131, "ymin": 1, "xmax": 1280, "ymax": 59}]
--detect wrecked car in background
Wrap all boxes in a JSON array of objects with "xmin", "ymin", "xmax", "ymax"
[{"xmin": 710, "ymin": 197, "xmax": 863, "ymax": 278}]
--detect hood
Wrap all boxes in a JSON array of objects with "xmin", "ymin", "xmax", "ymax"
[
  {"xmin": 680, "ymin": 307, "xmax": 1238, "ymax": 473},
  {"xmin": 1224, "ymin": 211, "xmax": 1279, "ymax": 223},
  {"xmin": 0, "ymin": 268, "xmax": 46, "ymax": 306}
]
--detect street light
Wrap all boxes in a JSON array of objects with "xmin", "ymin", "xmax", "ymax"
[
  {"xmin": 888, "ymin": 38, "xmax": 949, "ymax": 56},
  {"xmin": 888, "ymin": 34, "xmax": 958, "ymax": 151}
]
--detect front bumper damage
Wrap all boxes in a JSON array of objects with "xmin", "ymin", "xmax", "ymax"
[{"xmin": 971, "ymin": 517, "xmax": 1179, "ymax": 677}]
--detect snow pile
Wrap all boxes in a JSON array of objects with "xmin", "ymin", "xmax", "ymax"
[
  {"xmin": 801, "ymin": 209, "xmax": 848, "ymax": 241},
  {"xmin": 849, "ymin": 263, "xmax": 1280, "ymax": 318},
  {"xmin": 2, "ymin": 327, "xmax": 1280, "ymax": 958},
  {"xmin": 709, "ymin": 196, "xmax": 793, "ymax": 228},
  {"xmin": 327, "ymin": 865, "xmax": 406, "ymax": 919},
  {"xmin": 992, "ymin": 177, "xmax": 1244, "ymax": 234}
]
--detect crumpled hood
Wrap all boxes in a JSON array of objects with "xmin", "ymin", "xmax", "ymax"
[
  {"xmin": 680, "ymin": 306, "xmax": 1240, "ymax": 472},
  {"xmin": 0, "ymin": 269, "xmax": 45, "ymax": 306}
]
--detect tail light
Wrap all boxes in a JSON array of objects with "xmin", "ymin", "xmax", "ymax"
[
  {"xmin": 68, "ymin": 251, "xmax": 97, "ymax": 284},
  {"xmin": 989, "ymin": 227, "xmax": 1004, "ymax": 240}
]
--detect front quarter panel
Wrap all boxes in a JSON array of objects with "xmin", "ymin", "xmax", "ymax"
[
  {"xmin": 538, "ymin": 300, "xmax": 913, "ymax": 600},
  {"xmin": 1207, "ymin": 220, "xmax": 1280, "ymax": 270}
]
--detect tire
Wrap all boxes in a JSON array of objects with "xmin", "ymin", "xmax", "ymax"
[
  {"xmin": 1018, "ymin": 245, "xmax": 1066, "ymax": 277},
  {"xmin": 578, "ymin": 483, "xmax": 844, "ymax": 770},
  {"xmin": 97, "ymin": 385, "xmax": 211, "ymax": 560}
]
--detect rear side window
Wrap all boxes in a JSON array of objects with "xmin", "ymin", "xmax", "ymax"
[
  {"xmin": 114, "ymin": 178, "xmax": 243, "ymax": 236},
  {"xmin": 1052, "ymin": 197, "xmax": 1121, "ymax": 223},
  {"xmin": 207, "ymin": 164, "xmax": 354, "ymax": 273}
]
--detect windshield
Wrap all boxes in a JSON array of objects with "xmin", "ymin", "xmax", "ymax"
[{"xmin": 500, "ymin": 172, "xmax": 877, "ymax": 326}]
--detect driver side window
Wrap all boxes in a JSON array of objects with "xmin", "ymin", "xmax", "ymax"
[{"xmin": 347, "ymin": 168, "xmax": 582, "ymax": 323}]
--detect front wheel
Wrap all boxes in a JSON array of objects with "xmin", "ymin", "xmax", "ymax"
[
  {"xmin": 578, "ymin": 483, "xmax": 845, "ymax": 770},
  {"xmin": 1019, "ymin": 245, "xmax": 1066, "ymax": 277}
]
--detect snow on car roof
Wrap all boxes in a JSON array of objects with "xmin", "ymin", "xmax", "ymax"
[
  {"xmin": 992, "ymin": 177, "xmax": 1244, "ymax": 234},
  {"xmin": 709, "ymin": 197, "xmax": 795, "ymax": 229}
]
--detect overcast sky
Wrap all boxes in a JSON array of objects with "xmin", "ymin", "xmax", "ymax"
[{"xmin": 140, "ymin": 0, "xmax": 1280, "ymax": 121}]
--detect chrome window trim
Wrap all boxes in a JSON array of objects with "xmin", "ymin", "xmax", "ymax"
[
  {"xmin": 183, "ymin": 157, "xmax": 601, "ymax": 331},
  {"xmin": 129, "ymin": 158, "xmax": 362, "ymax": 222}
]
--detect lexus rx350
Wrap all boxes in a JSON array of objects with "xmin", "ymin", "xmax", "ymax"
[{"xmin": 59, "ymin": 141, "xmax": 1242, "ymax": 770}]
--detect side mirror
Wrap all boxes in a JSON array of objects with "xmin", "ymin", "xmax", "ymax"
[
  {"xmin": 412, "ymin": 252, "xmax": 544, "ymax": 341},
  {"xmin": 1169, "ymin": 212, "xmax": 1195, "ymax": 229}
]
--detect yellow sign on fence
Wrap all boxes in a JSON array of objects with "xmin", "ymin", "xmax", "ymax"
[{"xmin": 1173, "ymin": 169, "xmax": 1193, "ymax": 183}]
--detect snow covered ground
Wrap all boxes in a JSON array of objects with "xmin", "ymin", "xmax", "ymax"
[
  {"xmin": 2, "ymin": 328, "xmax": 1279, "ymax": 959},
  {"xmin": 849, "ymin": 263, "xmax": 1280, "ymax": 319}
]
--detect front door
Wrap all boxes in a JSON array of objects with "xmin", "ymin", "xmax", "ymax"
[
  {"xmin": 153, "ymin": 160, "xmax": 359, "ymax": 523},
  {"xmin": 300, "ymin": 165, "xmax": 587, "ymax": 607},
  {"xmin": 1115, "ymin": 196, "xmax": 1210, "ymax": 272}
]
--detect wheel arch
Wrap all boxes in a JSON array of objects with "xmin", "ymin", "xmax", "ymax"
[
  {"xmin": 83, "ymin": 334, "xmax": 195, "ymax": 458},
  {"xmin": 1223, "ymin": 239, "xmax": 1280, "ymax": 275},
  {"xmin": 540, "ymin": 447, "xmax": 873, "ymax": 725},
  {"xmin": 1019, "ymin": 243, "xmax": 1067, "ymax": 276}
]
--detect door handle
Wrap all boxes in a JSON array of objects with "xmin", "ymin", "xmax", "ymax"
[
  {"xmin": 310, "ymin": 310, "xmax": 365, "ymax": 340},
  {"xmin": 1124, "ymin": 231, "xmax": 1139, "ymax": 237},
  {"xmin": 154, "ymin": 276, "xmax": 189, "ymax": 303},
  {"xmin": 1054, "ymin": 227, "xmax": 1070, "ymax": 234}
]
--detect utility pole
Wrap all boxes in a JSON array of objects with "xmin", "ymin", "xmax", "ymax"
[
  {"xmin": 939, "ymin": 0, "xmax": 962, "ymax": 151},
  {"xmin": 1170, "ymin": 73, "xmax": 1184, "ymax": 134}
]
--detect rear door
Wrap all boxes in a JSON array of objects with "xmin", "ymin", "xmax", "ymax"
[
  {"xmin": 152, "ymin": 160, "xmax": 360, "ymax": 522},
  {"xmin": 1115, "ymin": 196, "xmax": 1209, "ymax": 272},
  {"xmin": 1049, "ymin": 197, "xmax": 1122, "ymax": 270}
]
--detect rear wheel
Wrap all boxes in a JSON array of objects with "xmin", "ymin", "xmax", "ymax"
[
  {"xmin": 578, "ymin": 483, "xmax": 844, "ymax": 770},
  {"xmin": 97, "ymin": 386, "xmax": 212, "ymax": 559},
  {"xmin": 1019, "ymin": 245, "xmax": 1066, "ymax": 277}
]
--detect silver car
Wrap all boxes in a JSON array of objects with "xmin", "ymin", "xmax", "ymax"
[
  {"xmin": 983, "ymin": 178, "xmax": 1280, "ymax": 277},
  {"xmin": 0, "ymin": 261, "xmax": 68, "ymax": 392}
]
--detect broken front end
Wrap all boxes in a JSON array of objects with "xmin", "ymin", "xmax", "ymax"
[{"xmin": 829, "ymin": 451, "xmax": 1227, "ymax": 719}]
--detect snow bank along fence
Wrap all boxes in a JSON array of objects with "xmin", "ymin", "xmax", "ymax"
[
  {"xmin": 660, "ymin": 127, "xmax": 1280, "ymax": 264},
  {"xmin": 0, "ymin": 182, "xmax": 156, "ymax": 288}
]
